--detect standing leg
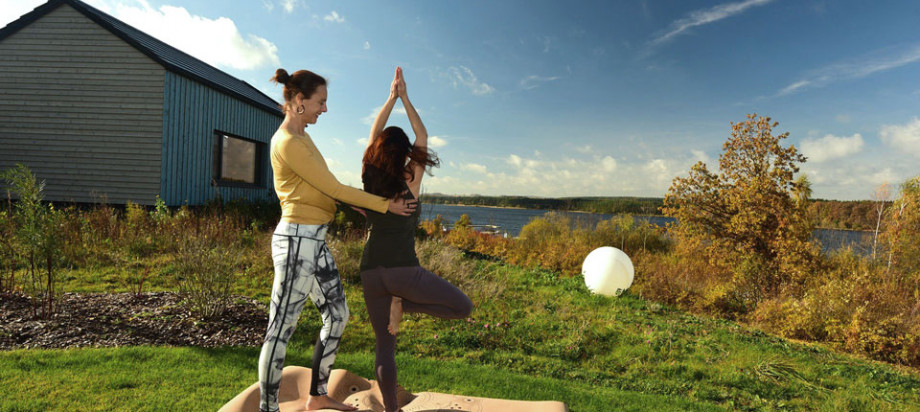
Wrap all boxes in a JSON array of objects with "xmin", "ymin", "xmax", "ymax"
[
  {"xmin": 258, "ymin": 233, "xmax": 312, "ymax": 412},
  {"xmin": 306, "ymin": 240, "xmax": 349, "ymax": 396},
  {"xmin": 360, "ymin": 269, "xmax": 399, "ymax": 412}
]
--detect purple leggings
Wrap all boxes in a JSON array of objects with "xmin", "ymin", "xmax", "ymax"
[{"xmin": 360, "ymin": 266, "xmax": 473, "ymax": 412}]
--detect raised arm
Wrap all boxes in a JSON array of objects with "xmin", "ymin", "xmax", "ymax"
[
  {"xmin": 366, "ymin": 68, "xmax": 401, "ymax": 150},
  {"xmin": 397, "ymin": 67, "xmax": 429, "ymax": 194}
]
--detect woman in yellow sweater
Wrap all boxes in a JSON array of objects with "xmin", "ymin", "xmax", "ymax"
[{"xmin": 258, "ymin": 68, "xmax": 416, "ymax": 412}]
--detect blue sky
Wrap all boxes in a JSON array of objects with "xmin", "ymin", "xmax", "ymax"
[{"xmin": 3, "ymin": 0, "xmax": 919, "ymax": 200}]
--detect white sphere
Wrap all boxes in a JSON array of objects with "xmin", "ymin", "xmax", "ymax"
[{"xmin": 581, "ymin": 247, "xmax": 634, "ymax": 297}]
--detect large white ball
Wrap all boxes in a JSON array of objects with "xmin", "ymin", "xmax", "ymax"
[{"xmin": 581, "ymin": 247, "xmax": 634, "ymax": 297}]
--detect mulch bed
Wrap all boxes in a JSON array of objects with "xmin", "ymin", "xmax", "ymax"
[{"xmin": 0, "ymin": 292, "xmax": 268, "ymax": 350}]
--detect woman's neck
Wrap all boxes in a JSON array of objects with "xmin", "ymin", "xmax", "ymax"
[{"xmin": 281, "ymin": 115, "xmax": 307, "ymax": 136}]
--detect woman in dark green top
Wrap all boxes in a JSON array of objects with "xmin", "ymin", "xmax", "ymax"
[{"xmin": 359, "ymin": 67, "xmax": 473, "ymax": 412}]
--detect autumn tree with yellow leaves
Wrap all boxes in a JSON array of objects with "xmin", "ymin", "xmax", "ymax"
[{"xmin": 662, "ymin": 114, "xmax": 819, "ymax": 309}]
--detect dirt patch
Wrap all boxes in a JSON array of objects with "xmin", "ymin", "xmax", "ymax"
[{"xmin": 0, "ymin": 292, "xmax": 268, "ymax": 350}]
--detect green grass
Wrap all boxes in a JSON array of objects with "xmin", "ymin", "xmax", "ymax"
[
  {"xmin": 5, "ymin": 239, "xmax": 920, "ymax": 411},
  {"xmin": 0, "ymin": 348, "xmax": 715, "ymax": 411}
]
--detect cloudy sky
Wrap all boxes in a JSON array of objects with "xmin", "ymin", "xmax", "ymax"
[{"xmin": 3, "ymin": 0, "xmax": 919, "ymax": 200}]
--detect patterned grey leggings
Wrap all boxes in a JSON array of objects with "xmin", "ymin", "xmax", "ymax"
[{"xmin": 258, "ymin": 223, "xmax": 349, "ymax": 412}]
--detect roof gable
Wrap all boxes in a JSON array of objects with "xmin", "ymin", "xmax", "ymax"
[{"xmin": 0, "ymin": 0, "xmax": 282, "ymax": 117}]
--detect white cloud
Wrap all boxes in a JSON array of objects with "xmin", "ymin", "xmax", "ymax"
[
  {"xmin": 691, "ymin": 149, "xmax": 709, "ymax": 163},
  {"xmin": 836, "ymin": 114, "xmax": 851, "ymax": 123},
  {"xmin": 444, "ymin": 66, "xmax": 494, "ymax": 96},
  {"xmin": 777, "ymin": 43, "xmax": 920, "ymax": 96},
  {"xmin": 800, "ymin": 133, "xmax": 864, "ymax": 163},
  {"xmin": 880, "ymin": 117, "xmax": 920, "ymax": 158},
  {"xmin": 361, "ymin": 105, "xmax": 409, "ymax": 125},
  {"xmin": 364, "ymin": 41, "xmax": 371, "ymax": 50},
  {"xmin": 357, "ymin": 137, "xmax": 369, "ymax": 146},
  {"xmin": 801, "ymin": 162, "xmax": 911, "ymax": 200},
  {"xmin": 280, "ymin": 0, "xmax": 303, "ymax": 14},
  {"xmin": 601, "ymin": 156, "xmax": 617, "ymax": 172},
  {"xmin": 323, "ymin": 11, "xmax": 344, "ymax": 23},
  {"xmin": 87, "ymin": 0, "xmax": 280, "ymax": 71},
  {"xmin": 575, "ymin": 144, "xmax": 593, "ymax": 154},
  {"xmin": 460, "ymin": 163, "xmax": 488, "ymax": 174},
  {"xmin": 428, "ymin": 152, "xmax": 697, "ymax": 197},
  {"xmin": 778, "ymin": 80, "xmax": 812, "ymax": 96},
  {"xmin": 648, "ymin": 0, "xmax": 774, "ymax": 48},
  {"xmin": 429, "ymin": 136, "xmax": 448, "ymax": 148},
  {"xmin": 520, "ymin": 75, "xmax": 560, "ymax": 90},
  {"xmin": 869, "ymin": 168, "xmax": 898, "ymax": 186},
  {"xmin": 0, "ymin": 0, "xmax": 42, "ymax": 26},
  {"xmin": 262, "ymin": 1, "xmax": 274, "ymax": 12}
]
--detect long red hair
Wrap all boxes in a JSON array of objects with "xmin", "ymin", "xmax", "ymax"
[{"xmin": 362, "ymin": 126, "xmax": 439, "ymax": 198}]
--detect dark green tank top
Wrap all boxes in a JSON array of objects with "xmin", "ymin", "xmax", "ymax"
[{"xmin": 359, "ymin": 166, "xmax": 420, "ymax": 270}]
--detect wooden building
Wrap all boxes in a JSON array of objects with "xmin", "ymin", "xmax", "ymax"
[{"xmin": 0, "ymin": 0, "xmax": 283, "ymax": 205}]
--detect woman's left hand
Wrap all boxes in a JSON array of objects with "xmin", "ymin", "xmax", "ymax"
[
  {"xmin": 349, "ymin": 205, "xmax": 367, "ymax": 218},
  {"xmin": 396, "ymin": 66, "xmax": 407, "ymax": 98},
  {"xmin": 389, "ymin": 68, "xmax": 400, "ymax": 100}
]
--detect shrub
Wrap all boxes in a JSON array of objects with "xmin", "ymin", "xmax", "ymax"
[
  {"xmin": 1, "ymin": 164, "xmax": 65, "ymax": 318},
  {"xmin": 327, "ymin": 236, "xmax": 366, "ymax": 285},
  {"xmin": 175, "ymin": 236, "xmax": 241, "ymax": 320}
]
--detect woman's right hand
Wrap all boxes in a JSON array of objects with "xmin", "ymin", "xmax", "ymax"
[
  {"xmin": 396, "ymin": 66, "xmax": 408, "ymax": 98},
  {"xmin": 389, "ymin": 68, "xmax": 400, "ymax": 100},
  {"xmin": 387, "ymin": 197, "xmax": 418, "ymax": 216}
]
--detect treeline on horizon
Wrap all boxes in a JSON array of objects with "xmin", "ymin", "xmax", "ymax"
[
  {"xmin": 421, "ymin": 194, "xmax": 887, "ymax": 231},
  {"xmin": 419, "ymin": 194, "xmax": 664, "ymax": 216}
]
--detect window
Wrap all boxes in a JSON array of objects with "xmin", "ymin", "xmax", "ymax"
[{"xmin": 213, "ymin": 131, "xmax": 263, "ymax": 186}]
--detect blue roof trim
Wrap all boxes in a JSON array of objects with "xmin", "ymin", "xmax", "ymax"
[{"xmin": 0, "ymin": 0, "xmax": 282, "ymax": 117}]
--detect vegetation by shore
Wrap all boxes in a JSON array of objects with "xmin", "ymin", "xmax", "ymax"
[{"xmin": 420, "ymin": 195, "xmax": 891, "ymax": 232}]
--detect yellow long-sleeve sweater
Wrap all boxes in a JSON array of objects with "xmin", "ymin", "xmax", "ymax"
[{"xmin": 271, "ymin": 129, "xmax": 388, "ymax": 224}]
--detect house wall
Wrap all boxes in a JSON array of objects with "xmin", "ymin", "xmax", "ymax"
[
  {"xmin": 161, "ymin": 72, "xmax": 280, "ymax": 206},
  {"xmin": 0, "ymin": 4, "xmax": 164, "ymax": 204}
]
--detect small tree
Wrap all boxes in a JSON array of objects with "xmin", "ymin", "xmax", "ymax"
[
  {"xmin": 871, "ymin": 182, "xmax": 891, "ymax": 260},
  {"xmin": 0, "ymin": 207, "xmax": 16, "ymax": 293},
  {"xmin": 1, "ymin": 164, "xmax": 63, "ymax": 318},
  {"xmin": 883, "ymin": 176, "xmax": 920, "ymax": 280},
  {"xmin": 454, "ymin": 214, "xmax": 472, "ymax": 229},
  {"xmin": 663, "ymin": 114, "xmax": 818, "ymax": 307}
]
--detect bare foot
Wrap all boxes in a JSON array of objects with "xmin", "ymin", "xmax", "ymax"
[
  {"xmin": 388, "ymin": 296, "xmax": 403, "ymax": 335},
  {"xmin": 305, "ymin": 394, "xmax": 357, "ymax": 411}
]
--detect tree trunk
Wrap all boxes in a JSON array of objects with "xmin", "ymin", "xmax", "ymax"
[{"xmin": 46, "ymin": 254, "xmax": 53, "ymax": 319}]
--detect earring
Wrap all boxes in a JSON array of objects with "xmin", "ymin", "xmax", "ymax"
[{"xmin": 296, "ymin": 105, "xmax": 305, "ymax": 114}]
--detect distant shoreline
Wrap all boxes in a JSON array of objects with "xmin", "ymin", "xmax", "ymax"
[
  {"xmin": 423, "ymin": 203, "xmax": 874, "ymax": 233},
  {"xmin": 424, "ymin": 203, "xmax": 664, "ymax": 218}
]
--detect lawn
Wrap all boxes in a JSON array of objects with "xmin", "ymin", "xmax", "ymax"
[{"xmin": 3, "ymin": 238, "xmax": 920, "ymax": 411}]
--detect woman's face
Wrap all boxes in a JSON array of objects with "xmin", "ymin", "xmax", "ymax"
[{"xmin": 298, "ymin": 85, "xmax": 328, "ymax": 124}]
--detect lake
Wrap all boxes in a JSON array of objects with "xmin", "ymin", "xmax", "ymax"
[{"xmin": 420, "ymin": 203, "xmax": 873, "ymax": 254}]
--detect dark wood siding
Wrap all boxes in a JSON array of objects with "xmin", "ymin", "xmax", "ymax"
[
  {"xmin": 161, "ymin": 72, "xmax": 280, "ymax": 206},
  {"xmin": 0, "ymin": 4, "xmax": 164, "ymax": 204}
]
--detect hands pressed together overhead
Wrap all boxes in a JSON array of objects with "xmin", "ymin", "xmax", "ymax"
[{"xmin": 390, "ymin": 66, "xmax": 408, "ymax": 100}]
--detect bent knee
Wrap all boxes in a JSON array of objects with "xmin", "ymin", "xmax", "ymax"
[{"xmin": 455, "ymin": 297, "xmax": 474, "ymax": 318}]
